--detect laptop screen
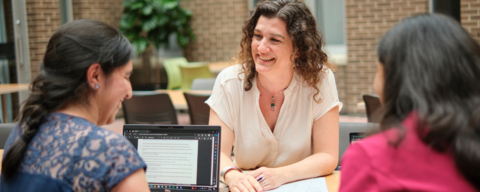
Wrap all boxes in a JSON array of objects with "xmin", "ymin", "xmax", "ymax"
[
  {"xmin": 349, "ymin": 132, "xmax": 365, "ymax": 144},
  {"xmin": 123, "ymin": 124, "xmax": 221, "ymax": 192}
]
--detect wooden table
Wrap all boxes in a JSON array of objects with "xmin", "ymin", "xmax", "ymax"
[
  {"xmin": 357, "ymin": 102, "xmax": 365, "ymax": 111},
  {"xmin": 0, "ymin": 84, "xmax": 29, "ymax": 123},
  {"xmin": 155, "ymin": 90, "xmax": 212, "ymax": 110},
  {"xmin": 220, "ymin": 171, "xmax": 341, "ymax": 192},
  {"xmin": 0, "ymin": 149, "xmax": 338, "ymax": 191},
  {"xmin": 325, "ymin": 171, "xmax": 341, "ymax": 192},
  {"xmin": 209, "ymin": 62, "xmax": 235, "ymax": 74}
]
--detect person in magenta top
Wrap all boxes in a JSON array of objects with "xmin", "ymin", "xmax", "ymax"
[{"xmin": 339, "ymin": 14, "xmax": 480, "ymax": 191}]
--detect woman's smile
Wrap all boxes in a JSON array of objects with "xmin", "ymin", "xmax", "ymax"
[{"xmin": 259, "ymin": 55, "xmax": 274, "ymax": 61}]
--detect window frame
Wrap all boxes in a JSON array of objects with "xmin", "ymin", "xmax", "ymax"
[
  {"xmin": 306, "ymin": 0, "xmax": 347, "ymax": 66},
  {"xmin": 59, "ymin": 0, "xmax": 73, "ymax": 25}
]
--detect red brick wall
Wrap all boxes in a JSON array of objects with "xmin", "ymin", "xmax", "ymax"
[
  {"xmin": 461, "ymin": 0, "xmax": 480, "ymax": 42},
  {"xmin": 340, "ymin": 0, "xmax": 428, "ymax": 114},
  {"xmin": 333, "ymin": 66, "xmax": 347, "ymax": 113},
  {"xmin": 20, "ymin": 0, "xmax": 480, "ymax": 115},
  {"xmin": 25, "ymin": 0, "xmax": 62, "ymax": 77},
  {"xmin": 182, "ymin": 0, "xmax": 248, "ymax": 62},
  {"xmin": 25, "ymin": 0, "xmax": 124, "ymax": 78},
  {"xmin": 71, "ymin": 0, "xmax": 124, "ymax": 29}
]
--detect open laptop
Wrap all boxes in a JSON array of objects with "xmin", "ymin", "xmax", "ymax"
[{"xmin": 123, "ymin": 124, "xmax": 221, "ymax": 192}]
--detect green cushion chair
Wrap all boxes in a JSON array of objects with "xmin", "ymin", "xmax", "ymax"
[
  {"xmin": 179, "ymin": 62, "xmax": 214, "ymax": 90},
  {"xmin": 163, "ymin": 57, "xmax": 188, "ymax": 90}
]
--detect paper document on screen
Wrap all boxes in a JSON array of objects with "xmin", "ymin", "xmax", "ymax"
[
  {"xmin": 268, "ymin": 177, "xmax": 328, "ymax": 192},
  {"xmin": 138, "ymin": 139, "xmax": 198, "ymax": 184}
]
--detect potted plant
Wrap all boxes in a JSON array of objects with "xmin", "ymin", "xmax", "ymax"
[{"xmin": 119, "ymin": 0, "xmax": 195, "ymax": 88}]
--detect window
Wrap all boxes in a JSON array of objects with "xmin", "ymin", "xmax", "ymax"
[
  {"xmin": 249, "ymin": 0, "xmax": 348, "ymax": 65},
  {"xmin": 249, "ymin": 0, "xmax": 260, "ymax": 10},
  {"xmin": 429, "ymin": 0, "xmax": 460, "ymax": 21},
  {"xmin": 59, "ymin": 0, "xmax": 73, "ymax": 24},
  {"xmin": 306, "ymin": 0, "xmax": 347, "ymax": 65}
]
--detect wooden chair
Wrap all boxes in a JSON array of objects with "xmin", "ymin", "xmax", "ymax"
[
  {"xmin": 362, "ymin": 94, "xmax": 382, "ymax": 123},
  {"xmin": 122, "ymin": 92, "xmax": 178, "ymax": 124},
  {"xmin": 183, "ymin": 92, "xmax": 211, "ymax": 125}
]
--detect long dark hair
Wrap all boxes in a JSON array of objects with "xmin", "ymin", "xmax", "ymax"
[
  {"xmin": 237, "ymin": 0, "xmax": 334, "ymax": 102},
  {"xmin": 1, "ymin": 19, "xmax": 133, "ymax": 180},
  {"xmin": 377, "ymin": 14, "xmax": 480, "ymax": 190}
]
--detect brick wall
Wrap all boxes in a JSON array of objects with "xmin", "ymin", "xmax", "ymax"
[
  {"xmin": 340, "ymin": 0, "xmax": 428, "ymax": 114},
  {"xmin": 461, "ymin": 0, "xmax": 480, "ymax": 42},
  {"xmin": 182, "ymin": 0, "xmax": 248, "ymax": 62},
  {"xmin": 19, "ymin": 0, "xmax": 480, "ymax": 115},
  {"xmin": 71, "ymin": 0, "xmax": 124, "ymax": 29},
  {"xmin": 333, "ymin": 66, "xmax": 347, "ymax": 114},
  {"xmin": 24, "ymin": 0, "xmax": 124, "ymax": 78},
  {"xmin": 25, "ymin": 0, "xmax": 62, "ymax": 77}
]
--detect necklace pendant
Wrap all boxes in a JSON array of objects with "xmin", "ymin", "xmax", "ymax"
[
  {"xmin": 270, "ymin": 96, "xmax": 276, "ymax": 112},
  {"xmin": 270, "ymin": 104, "xmax": 276, "ymax": 112}
]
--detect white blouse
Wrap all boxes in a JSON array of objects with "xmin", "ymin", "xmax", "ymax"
[{"xmin": 206, "ymin": 65, "xmax": 342, "ymax": 169}]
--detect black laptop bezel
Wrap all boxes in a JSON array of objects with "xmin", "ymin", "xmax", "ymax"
[{"xmin": 123, "ymin": 124, "xmax": 222, "ymax": 192}]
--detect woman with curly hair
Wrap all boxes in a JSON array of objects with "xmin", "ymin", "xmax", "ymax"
[{"xmin": 206, "ymin": 0, "xmax": 342, "ymax": 191}]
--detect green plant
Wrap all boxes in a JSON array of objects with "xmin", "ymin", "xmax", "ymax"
[{"xmin": 119, "ymin": 0, "xmax": 195, "ymax": 54}]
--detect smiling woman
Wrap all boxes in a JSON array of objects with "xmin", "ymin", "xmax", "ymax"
[
  {"xmin": 0, "ymin": 20, "xmax": 149, "ymax": 192},
  {"xmin": 94, "ymin": 61, "xmax": 134, "ymax": 125},
  {"xmin": 206, "ymin": 0, "xmax": 342, "ymax": 192}
]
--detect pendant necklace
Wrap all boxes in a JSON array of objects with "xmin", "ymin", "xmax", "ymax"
[{"xmin": 257, "ymin": 77, "xmax": 291, "ymax": 112}]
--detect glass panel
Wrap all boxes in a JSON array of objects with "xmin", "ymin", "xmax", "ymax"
[
  {"xmin": 59, "ymin": 0, "xmax": 72, "ymax": 24},
  {"xmin": 0, "ymin": 0, "xmax": 18, "ymax": 122},
  {"xmin": 316, "ymin": 0, "xmax": 345, "ymax": 45}
]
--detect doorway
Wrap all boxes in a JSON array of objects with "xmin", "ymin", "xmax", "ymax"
[{"xmin": 0, "ymin": 0, "xmax": 31, "ymax": 123}]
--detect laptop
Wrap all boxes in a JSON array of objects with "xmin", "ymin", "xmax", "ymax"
[
  {"xmin": 123, "ymin": 124, "xmax": 221, "ymax": 192},
  {"xmin": 349, "ymin": 132, "xmax": 365, "ymax": 144}
]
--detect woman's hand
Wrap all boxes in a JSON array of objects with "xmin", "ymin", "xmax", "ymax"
[
  {"xmin": 247, "ymin": 167, "xmax": 286, "ymax": 191},
  {"xmin": 226, "ymin": 170, "xmax": 264, "ymax": 192}
]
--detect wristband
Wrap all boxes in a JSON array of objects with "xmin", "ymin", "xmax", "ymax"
[{"xmin": 220, "ymin": 166, "xmax": 242, "ymax": 182}]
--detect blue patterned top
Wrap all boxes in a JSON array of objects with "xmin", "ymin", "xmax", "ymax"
[{"xmin": 0, "ymin": 113, "xmax": 146, "ymax": 192}]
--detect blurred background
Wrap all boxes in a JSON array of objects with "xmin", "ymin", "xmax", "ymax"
[{"xmin": 0, "ymin": 0, "xmax": 475, "ymax": 126}]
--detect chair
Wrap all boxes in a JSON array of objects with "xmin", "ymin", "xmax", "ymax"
[
  {"xmin": 363, "ymin": 94, "xmax": 382, "ymax": 123},
  {"xmin": 179, "ymin": 63, "xmax": 214, "ymax": 90},
  {"xmin": 191, "ymin": 78, "xmax": 216, "ymax": 90},
  {"xmin": 122, "ymin": 92, "xmax": 178, "ymax": 124},
  {"xmin": 338, "ymin": 122, "xmax": 378, "ymax": 167},
  {"xmin": 183, "ymin": 92, "xmax": 211, "ymax": 125},
  {"xmin": 163, "ymin": 57, "xmax": 188, "ymax": 90},
  {"xmin": 0, "ymin": 123, "xmax": 15, "ymax": 149}
]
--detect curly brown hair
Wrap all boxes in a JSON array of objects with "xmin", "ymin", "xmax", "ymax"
[{"xmin": 236, "ymin": 0, "xmax": 335, "ymax": 102}]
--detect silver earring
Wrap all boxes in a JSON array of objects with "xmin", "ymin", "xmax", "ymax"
[{"xmin": 95, "ymin": 84, "xmax": 98, "ymax": 89}]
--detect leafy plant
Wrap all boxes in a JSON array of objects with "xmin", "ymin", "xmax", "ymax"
[{"xmin": 120, "ymin": 0, "xmax": 195, "ymax": 54}]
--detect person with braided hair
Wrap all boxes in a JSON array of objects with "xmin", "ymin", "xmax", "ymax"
[
  {"xmin": 0, "ymin": 20, "xmax": 149, "ymax": 192},
  {"xmin": 340, "ymin": 14, "xmax": 480, "ymax": 191}
]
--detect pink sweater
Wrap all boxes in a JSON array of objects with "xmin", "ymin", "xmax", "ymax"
[{"xmin": 339, "ymin": 114, "xmax": 476, "ymax": 192}]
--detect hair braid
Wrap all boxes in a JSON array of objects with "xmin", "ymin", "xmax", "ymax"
[{"xmin": 1, "ymin": 19, "xmax": 134, "ymax": 180}]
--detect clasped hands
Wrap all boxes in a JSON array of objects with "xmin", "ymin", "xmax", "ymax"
[{"xmin": 225, "ymin": 167, "xmax": 286, "ymax": 192}]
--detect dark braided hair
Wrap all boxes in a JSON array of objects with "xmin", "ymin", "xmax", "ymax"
[
  {"xmin": 376, "ymin": 14, "xmax": 480, "ymax": 190},
  {"xmin": 1, "ymin": 19, "xmax": 133, "ymax": 180}
]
